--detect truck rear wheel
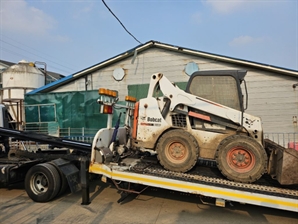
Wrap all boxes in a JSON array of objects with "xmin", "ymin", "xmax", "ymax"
[
  {"xmin": 156, "ymin": 129, "xmax": 199, "ymax": 172},
  {"xmin": 215, "ymin": 135, "xmax": 267, "ymax": 183},
  {"xmin": 25, "ymin": 163, "xmax": 61, "ymax": 202},
  {"xmin": 48, "ymin": 161, "xmax": 69, "ymax": 197}
]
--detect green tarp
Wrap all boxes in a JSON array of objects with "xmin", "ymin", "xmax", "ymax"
[
  {"xmin": 24, "ymin": 82, "xmax": 187, "ymax": 136},
  {"xmin": 25, "ymin": 90, "xmax": 125, "ymax": 135}
]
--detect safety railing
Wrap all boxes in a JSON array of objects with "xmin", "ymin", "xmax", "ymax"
[
  {"xmin": 24, "ymin": 126, "xmax": 51, "ymax": 135},
  {"xmin": 59, "ymin": 127, "xmax": 98, "ymax": 143},
  {"xmin": 24, "ymin": 126, "xmax": 97, "ymax": 143},
  {"xmin": 264, "ymin": 132, "xmax": 298, "ymax": 149},
  {"xmin": 22, "ymin": 126, "xmax": 298, "ymax": 150}
]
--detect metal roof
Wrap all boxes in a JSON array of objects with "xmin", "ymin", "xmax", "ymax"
[
  {"xmin": 0, "ymin": 60, "xmax": 15, "ymax": 68},
  {"xmin": 27, "ymin": 40, "xmax": 298, "ymax": 94}
]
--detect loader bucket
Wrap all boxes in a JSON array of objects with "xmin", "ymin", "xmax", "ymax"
[{"xmin": 265, "ymin": 139, "xmax": 298, "ymax": 185}]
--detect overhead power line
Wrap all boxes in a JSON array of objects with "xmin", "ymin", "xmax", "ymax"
[
  {"xmin": 0, "ymin": 38, "xmax": 76, "ymax": 73},
  {"xmin": 1, "ymin": 34, "xmax": 76, "ymax": 69},
  {"xmin": 1, "ymin": 47, "xmax": 72, "ymax": 74},
  {"xmin": 102, "ymin": 0, "xmax": 142, "ymax": 44}
]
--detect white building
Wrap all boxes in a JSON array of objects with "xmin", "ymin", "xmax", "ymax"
[{"xmin": 26, "ymin": 41, "xmax": 298, "ymax": 143}]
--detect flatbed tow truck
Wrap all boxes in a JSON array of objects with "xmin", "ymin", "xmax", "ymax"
[
  {"xmin": 88, "ymin": 123, "xmax": 298, "ymax": 213},
  {"xmin": 89, "ymin": 71, "xmax": 298, "ymax": 213},
  {"xmin": 0, "ymin": 71, "xmax": 297, "ymax": 213}
]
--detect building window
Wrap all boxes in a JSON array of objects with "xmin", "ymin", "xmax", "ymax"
[{"xmin": 184, "ymin": 62, "xmax": 199, "ymax": 76}]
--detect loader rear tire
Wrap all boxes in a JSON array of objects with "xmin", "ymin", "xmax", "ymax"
[
  {"xmin": 215, "ymin": 135, "xmax": 267, "ymax": 183},
  {"xmin": 156, "ymin": 129, "xmax": 199, "ymax": 172},
  {"xmin": 25, "ymin": 163, "xmax": 61, "ymax": 202}
]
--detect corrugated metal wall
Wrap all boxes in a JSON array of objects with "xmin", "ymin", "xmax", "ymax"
[{"xmin": 244, "ymin": 70, "xmax": 298, "ymax": 133}]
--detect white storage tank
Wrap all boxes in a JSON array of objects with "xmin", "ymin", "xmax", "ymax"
[
  {"xmin": 1, "ymin": 60, "xmax": 45, "ymax": 129},
  {"xmin": 2, "ymin": 60, "xmax": 45, "ymax": 100}
]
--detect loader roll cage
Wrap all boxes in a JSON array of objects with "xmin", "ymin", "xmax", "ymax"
[
  {"xmin": 186, "ymin": 69, "xmax": 248, "ymax": 130},
  {"xmin": 186, "ymin": 70, "xmax": 247, "ymax": 112}
]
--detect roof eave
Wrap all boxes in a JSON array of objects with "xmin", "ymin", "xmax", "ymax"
[
  {"xmin": 29, "ymin": 40, "xmax": 298, "ymax": 94},
  {"xmin": 153, "ymin": 42, "xmax": 298, "ymax": 77},
  {"xmin": 72, "ymin": 41, "xmax": 154, "ymax": 78}
]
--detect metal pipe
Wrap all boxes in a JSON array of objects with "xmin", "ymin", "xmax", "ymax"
[
  {"xmin": 34, "ymin": 61, "xmax": 47, "ymax": 85},
  {"xmin": 80, "ymin": 156, "xmax": 90, "ymax": 205}
]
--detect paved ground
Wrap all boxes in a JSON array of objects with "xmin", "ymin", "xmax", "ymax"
[{"xmin": 0, "ymin": 179, "xmax": 297, "ymax": 224}]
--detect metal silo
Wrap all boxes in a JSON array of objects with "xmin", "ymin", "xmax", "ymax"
[{"xmin": 1, "ymin": 60, "xmax": 46, "ymax": 129}]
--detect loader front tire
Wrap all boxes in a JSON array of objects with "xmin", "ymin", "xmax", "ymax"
[
  {"xmin": 215, "ymin": 135, "xmax": 267, "ymax": 183},
  {"xmin": 25, "ymin": 163, "xmax": 61, "ymax": 202},
  {"xmin": 156, "ymin": 129, "xmax": 199, "ymax": 172}
]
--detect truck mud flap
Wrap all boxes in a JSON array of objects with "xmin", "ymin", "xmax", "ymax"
[
  {"xmin": 265, "ymin": 139, "xmax": 298, "ymax": 185},
  {"xmin": 51, "ymin": 158, "xmax": 81, "ymax": 193},
  {"xmin": 0, "ymin": 164, "xmax": 18, "ymax": 185},
  {"xmin": 0, "ymin": 160, "xmax": 39, "ymax": 186}
]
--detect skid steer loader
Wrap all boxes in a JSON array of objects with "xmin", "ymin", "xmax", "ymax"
[{"xmin": 129, "ymin": 70, "xmax": 298, "ymax": 184}]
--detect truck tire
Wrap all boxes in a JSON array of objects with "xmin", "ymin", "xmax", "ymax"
[
  {"xmin": 25, "ymin": 163, "xmax": 61, "ymax": 202},
  {"xmin": 215, "ymin": 135, "xmax": 267, "ymax": 183},
  {"xmin": 156, "ymin": 129, "xmax": 199, "ymax": 172},
  {"xmin": 48, "ymin": 161, "xmax": 69, "ymax": 197}
]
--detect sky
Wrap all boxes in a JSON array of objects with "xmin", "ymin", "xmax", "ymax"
[{"xmin": 0, "ymin": 0, "xmax": 297, "ymax": 76}]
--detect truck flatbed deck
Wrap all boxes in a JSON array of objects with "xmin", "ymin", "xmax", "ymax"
[{"xmin": 89, "ymin": 156, "xmax": 298, "ymax": 213}]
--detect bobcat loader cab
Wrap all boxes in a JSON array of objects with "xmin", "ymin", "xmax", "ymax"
[{"xmin": 131, "ymin": 71, "xmax": 267, "ymax": 183}]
